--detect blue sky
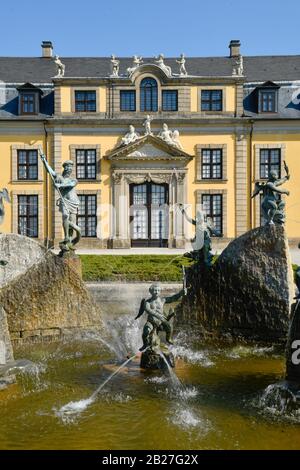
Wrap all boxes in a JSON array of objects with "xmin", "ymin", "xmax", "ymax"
[{"xmin": 0, "ymin": 0, "xmax": 299, "ymax": 57}]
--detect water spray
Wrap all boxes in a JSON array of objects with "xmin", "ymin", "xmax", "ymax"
[{"xmin": 58, "ymin": 348, "xmax": 149, "ymax": 416}]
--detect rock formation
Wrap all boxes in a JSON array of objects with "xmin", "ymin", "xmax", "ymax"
[
  {"xmin": 0, "ymin": 234, "xmax": 102, "ymax": 344},
  {"xmin": 181, "ymin": 225, "xmax": 294, "ymax": 342},
  {"xmin": 0, "ymin": 233, "xmax": 45, "ymax": 288},
  {"xmin": 0, "ymin": 306, "xmax": 14, "ymax": 364}
]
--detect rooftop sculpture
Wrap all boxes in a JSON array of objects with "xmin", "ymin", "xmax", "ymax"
[
  {"xmin": 127, "ymin": 55, "xmax": 143, "ymax": 75},
  {"xmin": 110, "ymin": 55, "xmax": 120, "ymax": 77},
  {"xmin": 176, "ymin": 53, "xmax": 188, "ymax": 76},
  {"xmin": 54, "ymin": 55, "xmax": 65, "ymax": 78},
  {"xmin": 155, "ymin": 54, "xmax": 172, "ymax": 77},
  {"xmin": 232, "ymin": 55, "xmax": 244, "ymax": 76}
]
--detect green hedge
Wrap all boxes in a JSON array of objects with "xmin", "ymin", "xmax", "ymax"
[{"xmin": 80, "ymin": 255, "xmax": 191, "ymax": 282}]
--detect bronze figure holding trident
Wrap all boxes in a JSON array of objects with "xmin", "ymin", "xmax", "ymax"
[
  {"xmin": 39, "ymin": 151, "xmax": 81, "ymax": 252},
  {"xmin": 252, "ymin": 160, "xmax": 290, "ymax": 225}
]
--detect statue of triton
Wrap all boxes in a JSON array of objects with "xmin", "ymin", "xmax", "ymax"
[
  {"xmin": 252, "ymin": 161, "xmax": 290, "ymax": 225},
  {"xmin": 40, "ymin": 151, "xmax": 81, "ymax": 252},
  {"xmin": 135, "ymin": 283, "xmax": 184, "ymax": 369}
]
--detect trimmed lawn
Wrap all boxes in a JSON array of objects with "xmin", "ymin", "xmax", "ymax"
[
  {"xmin": 80, "ymin": 255, "xmax": 191, "ymax": 282},
  {"xmin": 81, "ymin": 255, "xmax": 299, "ymax": 283}
]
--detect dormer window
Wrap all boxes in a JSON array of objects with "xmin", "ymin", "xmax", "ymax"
[
  {"xmin": 260, "ymin": 90, "xmax": 276, "ymax": 112},
  {"xmin": 257, "ymin": 81, "xmax": 279, "ymax": 113},
  {"xmin": 17, "ymin": 83, "xmax": 43, "ymax": 115},
  {"xmin": 21, "ymin": 93, "xmax": 36, "ymax": 114}
]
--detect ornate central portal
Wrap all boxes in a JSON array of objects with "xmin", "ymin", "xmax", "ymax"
[
  {"xmin": 106, "ymin": 133, "xmax": 193, "ymax": 249},
  {"xmin": 130, "ymin": 182, "xmax": 169, "ymax": 247}
]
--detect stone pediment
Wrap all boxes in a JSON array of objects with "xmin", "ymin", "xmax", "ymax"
[{"xmin": 106, "ymin": 134, "xmax": 193, "ymax": 162}]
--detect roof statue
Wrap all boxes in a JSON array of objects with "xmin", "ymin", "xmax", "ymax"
[
  {"xmin": 54, "ymin": 55, "xmax": 65, "ymax": 78},
  {"xmin": 154, "ymin": 54, "xmax": 172, "ymax": 77},
  {"xmin": 127, "ymin": 55, "xmax": 143, "ymax": 76},
  {"xmin": 110, "ymin": 55, "xmax": 120, "ymax": 77},
  {"xmin": 176, "ymin": 54, "xmax": 188, "ymax": 76}
]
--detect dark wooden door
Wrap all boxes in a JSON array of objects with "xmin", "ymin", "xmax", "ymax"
[{"xmin": 130, "ymin": 182, "xmax": 169, "ymax": 247}]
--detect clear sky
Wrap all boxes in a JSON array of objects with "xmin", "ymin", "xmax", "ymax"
[{"xmin": 0, "ymin": 0, "xmax": 299, "ymax": 57}]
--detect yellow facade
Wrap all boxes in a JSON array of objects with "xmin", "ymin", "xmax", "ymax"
[{"xmin": 1, "ymin": 55, "xmax": 300, "ymax": 249}]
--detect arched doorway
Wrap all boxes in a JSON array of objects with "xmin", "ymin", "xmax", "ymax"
[{"xmin": 129, "ymin": 182, "xmax": 169, "ymax": 247}]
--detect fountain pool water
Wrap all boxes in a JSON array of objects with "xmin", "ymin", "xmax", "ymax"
[{"xmin": 1, "ymin": 313, "xmax": 300, "ymax": 450}]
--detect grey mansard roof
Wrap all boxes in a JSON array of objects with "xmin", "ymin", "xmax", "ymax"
[{"xmin": 1, "ymin": 55, "xmax": 300, "ymax": 83}]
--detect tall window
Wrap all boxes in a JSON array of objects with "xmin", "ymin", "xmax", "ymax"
[
  {"xmin": 20, "ymin": 93, "xmax": 36, "ymax": 114},
  {"xmin": 140, "ymin": 77, "xmax": 158, "ymax": 112},
  {"xmin": 18, "ymin": 195, "xmax": 38, "ymax": 238},
  {"xmin": 202, "ymin": 194, "xmax": 223, "ymax": 235},
  {"xmin": 201, "ymin": 149, "xmax": 222, "ymax": 179},
  {"xmin": 75, "ymin": 91, "xmax": 96, "ymax": 112},
  {"xmin": 76, "ymin": 149, "xmax": 97, "ymax": 179},
  {"xmin": 162, "ymin": 90, "xmax": 178, "ymax": 111},
  {"xmin": 120, "ymin": 90, "xmax": 136, "ymax": 111},
  {"xmin": 259, "ymin": 90, "xmax": 277, "ymax": 113},
  {"xmin": 17, "ymin": 150, "xmax": 38, "ymax": 180},
  {"xmin": 260, "ymin": 149, "xmax": 281, "ymax": 179},
  {"xmin": 201, "ymin": 90, "xmax": 223, "ymax": 111},
  {"xmin": 77, "ymin": 195, "xmax": 97, "ymax": 237}
]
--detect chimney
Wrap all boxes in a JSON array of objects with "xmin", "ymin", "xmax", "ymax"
[
  {"xmin": 41, "ymin": 41, "xmax": 53, "ymax": 58},
  {"xmin": 229, "ymin": 40, "xmax": 241, "ymax": 57}
]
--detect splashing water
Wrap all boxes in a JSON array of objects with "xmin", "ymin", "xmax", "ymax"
[
  {"xmin": 90, "ymin": 353, "xmax": 137, "ymax": 400},
  {"xmin": 56, "ymin": 353, "xmax": 138, "ymax": 419},
  {"xmin": 171, "ymin": 408, "xmax": 202, "ymax": 429},
  {"xmin": 226, "ymin": 345, "xmax": 275, "ymax": 359},
  {"xmin": 258, "ymin": 383, "xmax": 300, "ymax": 417},
  {"xmin": 145, "ymin": 376, "xmax": 168, "ymax": 384},
  {"xmin": 177, "ymin": 386, "xmax": 199, "ymax": 400},
  {"xmin": 103, "ymin": 314, "xmax": 142, "ymax": 360},
  {"xmin": 171, "ymin": 344, "xmax": 214, "ymax": 367},
  {"xmin": 158, "ymin": 351, "xmax": 183, "ymax": 390},
  {"xmin": 169, "ymin": 405, "xmax": 211, "ymax": 434}
]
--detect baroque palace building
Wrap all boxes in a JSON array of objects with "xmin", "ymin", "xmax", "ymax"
[{"xmin": 0, "ymin": 40, "xmax": 300, "ymax": 249}]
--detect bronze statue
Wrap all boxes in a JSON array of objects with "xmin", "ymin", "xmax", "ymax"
[
  {"xmin": 178, "ymin": 204, "xmax": 220, "ymax": 266},
  {"xmin": 252, "ymin": 162, "xmax": 290, "ymax": 225},
  {"xmin": 39, "ymin": 151, "xmax": 81, "ymax": 252},
  {"xmin": 0, "ymin": 188, "xmax": 10, "ymax": 228},
  {"xmin": 135, "ymin": 283, "xmax": 184, "ymax": 368}
]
